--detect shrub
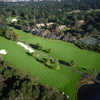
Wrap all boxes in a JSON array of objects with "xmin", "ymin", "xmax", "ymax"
[
  {"xmin": 45, "ymin": 59, "xmax": 51, "ymax": 67},
  {"xmin": 56, "ymin": 65, "xmax": 61, "ymax": 70},
  {"xmin": 36, "ymin": 43, "xmax": 43, "ymax": 50},
  {"xmin": 4, "ymin": 29, "xmax": 19, "ymax": 41},
  {"xmin": 70, "ymin": 60, "xmax": 75, "ymax": 67},
  {"xmin": 32, "ymin": 76, "xmax": 40, "ymax": 84},
  {"xmin": 0, "ymin": 55, "xmax": 3, "ymax": 64},
  {"xmin": 46, "ymin": 48, "xmax": 52, "ymax": 53}
]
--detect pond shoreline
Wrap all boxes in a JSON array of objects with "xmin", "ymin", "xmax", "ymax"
[{"xmin": 77, "ymin": 73, "xmax": 100, "ymax": 100}]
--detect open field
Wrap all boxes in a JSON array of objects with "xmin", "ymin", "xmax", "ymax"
[{"xmin": 0, "ymin": 28, "xmax": 100, "ymax": 100}]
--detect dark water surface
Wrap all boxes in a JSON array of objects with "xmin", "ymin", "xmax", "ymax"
[{"xmin": 77, "ymin": 73, "xmax": 100, "ymax": 100}]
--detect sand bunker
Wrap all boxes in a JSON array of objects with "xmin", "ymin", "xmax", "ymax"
[
  {"xmin": 17, "ymin": 42, "xmax": 35, "ymax": 53},
  {"xmin": 0, "ymin": 49, "xmax": 7, "ymax": 55}
]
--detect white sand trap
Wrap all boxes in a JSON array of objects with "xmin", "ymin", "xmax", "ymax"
[
  {"xmin": 11, "ymin": 18, "xmax": 17, "ymax": 23},
  {"xmin": 0, "ymin": 49, "xmax": 7, "ymax": 55},
  {"xmin": 17, "ymin": 42, "xmax": 35, "ymax": 53}
]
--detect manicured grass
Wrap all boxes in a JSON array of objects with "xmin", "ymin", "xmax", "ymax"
[
  {"xmin": 0, "ymin": 36, "xmax": 80, "ymax": 100},
  {"xmin": 1, "ymin": 28, "xmax": 100, "ymax": 100},
  {"xmin": 13, "ymin": 28, "xmax": 100, "ymax": 72}
]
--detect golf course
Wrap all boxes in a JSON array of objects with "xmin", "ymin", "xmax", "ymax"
[{"xmin": 0, "ymin": 28, "xmax": 100, "ymax": 100}]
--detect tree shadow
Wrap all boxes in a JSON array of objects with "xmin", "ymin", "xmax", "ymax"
[
  {"xmin": 59, "ymin": 60, "xmax": 70, "ymax": 66},
  {"xmin": 29, "ymin": 44, "xmax": 38, "ymax": 49}
]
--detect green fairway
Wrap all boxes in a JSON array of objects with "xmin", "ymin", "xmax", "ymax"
[
  {"xmin": 0, "ymin": 36, "xmax": 80, "ymax": 100},
  {"xmin": 13, "ymin": 28, "xmax": 100, "ymax": 71},
  {"xmin": 0, "ymin": 28, "xmax": 100, "ymax": 100}
]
